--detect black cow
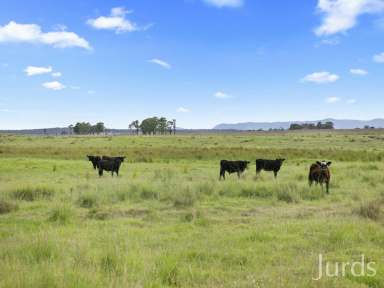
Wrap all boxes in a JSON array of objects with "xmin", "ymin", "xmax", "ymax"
[
  {"xmin": 97, "ymin": 158, "xmax": 124, "ymax": 177},
  {"xmin": 256, "ymin": 158, "xmax": 285, "ymax": 178},
  {"xmin": 87, "ymin": 155, "xmax": 101, "ymax": 170},
  {"xmin": 219, "ymin": 160, "xmax": 250, "ymax": 180},
  {"xmin": 309, "ymin": 161, "xmax": 331, "ymax": 194}
]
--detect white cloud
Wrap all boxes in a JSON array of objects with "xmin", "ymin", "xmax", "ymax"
[
  {"xmin": 350, "ymin": 68, "xmax": 368, "ymax": 75},
  {"xmin": 177, "ymin": 107, "xmax": 190, "ymax": 113},
  {"xmin": 70, "ymin": 86, "xmax": 80, "ymax": 90},
  {"xmin": 214, "ymin": 91, "xmax": 232, "ymax": 99},
  {"xmin": 149, "ymin": 58, "xmax": 172, "ymax": 69},
  {"xmin": 203, "ymin": 0, "xmax": 243, "ymax": 8},
  {"xmin": 347, "ymin": 98, "xmax": 357, "ymax": 104},
  {"xmin": 326, "ymin": 96, "xmax": 341, "ymax": 103},
  {"xmin": 24, "ymin": 66, "xmax": 52, "ymax": 76},
  {"xmin": 51, "ymin": 72, "xmax": 62, "ymax": 77},
  {"xmin": 87, "ymin": 7, "xmax": 146, "ymax": 33},
  {"xmin": 0, "ymin": 21, "xmax": 91, "ymax": 50},
  {"xmin": 315, "ymin": 0, "xmax": 384, "ymax": 36},
  {"xmin": 302, "ymin": 71, "xmax": 339, "ymax": 84},
  {"xmin": 42, "ymin": 81, "xmax": 65, "ymax": 90},
  {"xmin": 373, "ymin": 52, "xmax": 384, "ymax": 63}
]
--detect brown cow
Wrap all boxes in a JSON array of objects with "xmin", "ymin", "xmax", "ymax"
[{"xmin": 308, "ymin": 161, "xmax": 331, "ymax": 193}]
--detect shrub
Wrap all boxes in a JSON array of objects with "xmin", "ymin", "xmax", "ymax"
[
  {"xmin": 356, "ymin": 201, "xmax": 381, "ymax": 221},
  {"xmin": 0, "ymin": 200, "xmax": 18, "ymax": 214},
  {"xmin": 11, "ymin": 186, "xmax": 55, "ymax": 201}
]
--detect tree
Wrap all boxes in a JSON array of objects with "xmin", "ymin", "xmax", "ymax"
[
  {"xmin": 73, "ymin": 122, "xmax": 92, "ymax": 134},
  {"xmin": 140, "ymin": 117, "xmax": 159, "ymax": 135},
  {"xmin": 94, "ymin": 122, "xmax": 105, "ymax": 134},
  {"xmin": 129, "ymin": 120, "xmax": 140, "ymax": 135},
  {"xmin": 158, "ymin": 117, "xmax": 168, "ymax": 135},
  {"xmin": 167, "ymin": 120, "xmax": 174, "ymax": 135},
  {"xmin": 323, "ymin": 121, "xmax": 334, "ymax": 129}
]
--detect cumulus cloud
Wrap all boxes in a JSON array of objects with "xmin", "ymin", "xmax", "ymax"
[
  {"xmin": 0, "ymin": 21, "xmax": 91, "ymax": 49},
  {"xmin": 347, "ymin": 98, "xmax": 357, "ymax": 104},
  {"xmin": 325, "ymin": 96, "xmax": 341, "ymax": 103},
  {"xmin": 149, "ymin": 58, "xmax": 172, "ymax": 69},
  {"xmin": 315, "ymin": 0, "xmax": 384, "ymax": 36},
  {"xmin": 302, "ymin": 71, "xmax": 339, "ymax": 84},
  {"xmin": 373, "ymin": 52, "xmax": 384, "ymax": 63},
  {"xmin": 42, "ymin": 81, "xmax": 65, "ymax": 90},
  {"xmin": 24, "ymin": 66, "xmax": 52, "ymax": 76},
  {"xmin": 51, "ymin": 72, "xmax": 62, "ymax": 77},
  {"xmin": 214, "ymin": 91, "xmax": 232, "ymax": 99},
  {"xmin": 177, "ymin": 107, "xmax": 190, "ymax": 113},
  {"xmin": 350, "ymin": 68, "xmax": 368, "ymax": 75},
  {"xmin": 87, "ymin": 7, "xmax": 148, "ymax": 33},
  {"xmin": 203, "ymin": 0, "xmax": 243, "ymax": 8}
]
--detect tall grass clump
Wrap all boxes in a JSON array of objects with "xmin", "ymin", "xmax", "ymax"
[
  {"xmin": 11, "ymin": 186, "xmax": 55, "ymax": 201},
  {"xmin": 276, "ymin": 184, "xmax": 300, "ymax": 203},
  {"xmin": 48, "ymin": 205, "xmax": 73, "ymax": 224},
  {"xmin": 155, "ymin": 255, "xmax": 179, "ymax": 286},
  {"xmin": 0, "ymin": 200, "xmax": 18, "ymax": 214},
  {"xmin": 355, "ymin": 201, "xmax": 381, "ymax": 221},
  {"xmin": 173, "ymin": 186, "xmax": 197, "ymax": 207},
  {"xmin": 77, "ymin": 193, "xmax": 98, "ymax": 208}
]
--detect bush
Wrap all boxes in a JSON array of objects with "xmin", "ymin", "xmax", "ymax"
[
  {"xmin": 356, "ymin": 201, "xmax": 381, "ymax": 221},
  {"xmin": 0, "ymin": 200, "xmax": 18, "ymax": 214},
  {"xmin": 11, "ymin": 186, "xmax": 55, "ymax": 201}
]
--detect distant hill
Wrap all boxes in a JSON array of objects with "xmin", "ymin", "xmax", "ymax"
[{"xmin": 213, "ymin": 118, "xmax": 384, "ymax": 130}]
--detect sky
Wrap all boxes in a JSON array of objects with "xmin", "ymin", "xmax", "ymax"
[{"xmin": 0, "ymin": 0, "xmax": 384, "ymax": 129}]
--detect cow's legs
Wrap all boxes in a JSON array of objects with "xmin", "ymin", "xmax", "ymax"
[
  {"xmin": 98, "ymin": 169, "xmax": 103, "ymax": 177},
  {"xmin": 219, "ymin": 170, "xmax": 225, "ymax": 180},
  {"xmin": 237, "ymin": 171, "xmax": 241, "ymax": 179},
  {"xmin": 325, "ymin": 182, "xmax": 329, "ymax": 194},
  {"xmin": 274, "ymin": 171, "xmax": 278, "ymax": 179}
]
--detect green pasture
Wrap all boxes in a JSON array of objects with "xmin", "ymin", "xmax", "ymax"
[{"xmin": 0, "ymin": 130, "xmax": 384, "ymax": 287}]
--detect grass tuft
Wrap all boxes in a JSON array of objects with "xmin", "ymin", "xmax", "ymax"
[
  {"xmin": 0, "ymin": 200, "xmax": 18, "ymax": 214},
  {"xmin": 356, "ymin": 201, "xmax": 381, "ymax": 221},
  {"xmin": 11, "ymin": 186, "xmax": 55, "ymax": 201}
]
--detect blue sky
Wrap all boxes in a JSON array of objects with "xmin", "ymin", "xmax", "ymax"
[{"xmin": 0, "ymin": 0, "xmax": 383, "ymax": 129}]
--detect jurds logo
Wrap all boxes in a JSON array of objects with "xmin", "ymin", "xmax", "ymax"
[{"xmin": 313, "ymin": 254, "xmax": 376, "ymax": 281}]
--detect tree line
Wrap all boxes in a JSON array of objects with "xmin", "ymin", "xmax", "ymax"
[
  {"xmin": 70, "ymin": 122, "xmax": 105, "ymax": 135},
  {"xmin": 129, "ymin": 117, "xmax": 176, "ymax": 135},
  {"xmin": 68, "ymin": 117, "xmax": 177, "ymax": 135},
  {"xmin": 289, "ymin": 121, "xmax": 334, "ymax": 130}
]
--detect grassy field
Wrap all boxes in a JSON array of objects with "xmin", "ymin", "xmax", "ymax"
[{"xmin": 1, "ymin": 130, "xmax": 384, "ymax": 287}]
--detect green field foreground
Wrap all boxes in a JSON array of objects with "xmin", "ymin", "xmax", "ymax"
[{"xmin": 1, "ymin": 131, "xmax": 384, "ymax": 287}]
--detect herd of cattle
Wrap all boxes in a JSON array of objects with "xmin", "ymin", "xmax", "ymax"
[{"xmin": 87, "ymin": 156, "xmax": 332, "ymax": 193}]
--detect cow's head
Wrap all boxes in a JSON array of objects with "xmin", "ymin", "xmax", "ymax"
[
  {"xmin": 87, "ymin": 155, "xmax": 100, "ymax": 169},
  {"xmin": 117, "ymin": 156, "xmax": 126, "ymax": 162},
  {"xmin": 244, "ymin": 161, "xmax": 250, "ymax": 169},
  {"xmin": 277, "ymin": 158, "xmax": 285, "ymax": 163},
  {"xmin": 316, "ymin": 161, "xmax": 331, "ymax": 170}
]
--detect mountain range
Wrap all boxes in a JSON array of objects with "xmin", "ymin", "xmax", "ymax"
[{"xmin": 213, "ymin": 118, "xmax": 384, "ymax": 130}]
